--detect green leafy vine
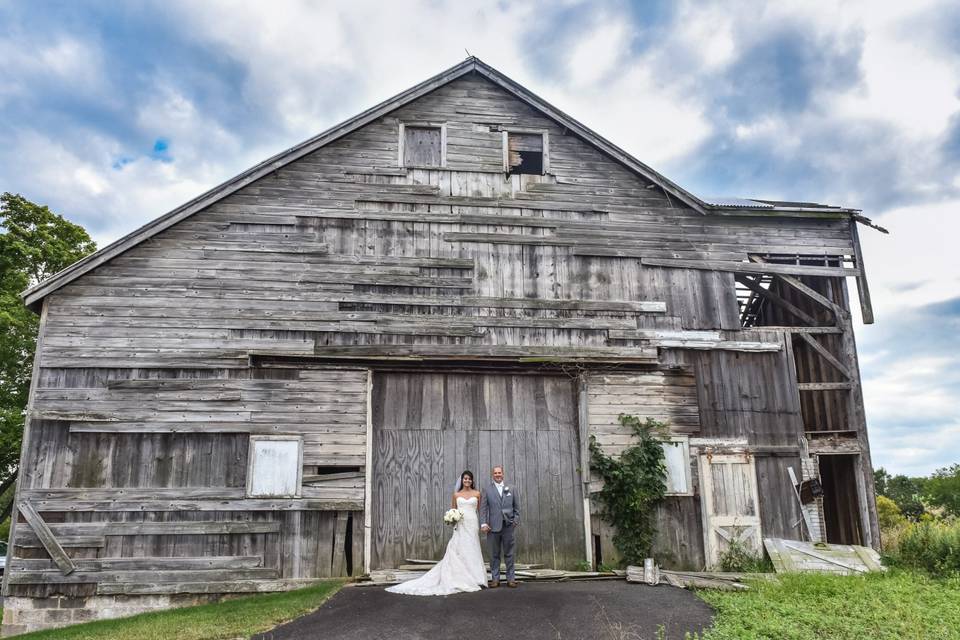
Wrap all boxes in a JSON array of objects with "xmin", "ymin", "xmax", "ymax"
[{"xmin": 589, "ymin": 415, "xmax": 668, "ymax": 567}]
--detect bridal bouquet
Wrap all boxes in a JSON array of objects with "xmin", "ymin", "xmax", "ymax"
[{"xmin": 443, "ymin": 508, "xmax": 464, "ymax": 528}]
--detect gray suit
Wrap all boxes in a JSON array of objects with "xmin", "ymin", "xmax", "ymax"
[{"xmin": 479, "ymin": 482, "xmax": 520, "ymax": 582}]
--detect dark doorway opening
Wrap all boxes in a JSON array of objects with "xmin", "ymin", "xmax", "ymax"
[{"xmin": 819, "ymin": 454, "xmax": 863, "ymax": 545}]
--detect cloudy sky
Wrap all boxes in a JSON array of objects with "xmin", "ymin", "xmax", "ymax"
[{"xmin": 1, "ymin": 0, "xmax": 957, "ymax": 475}]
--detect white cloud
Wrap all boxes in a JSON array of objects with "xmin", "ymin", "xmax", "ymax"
[
  {"xmin": 567, "ymin": 20, "xmax": 630, "ymax": 86},
  {"xmin": 0, "ymin": 129, "xmax": 211, "ymax": 245},
  {"xmin": 870, "ymin": 420, "xmax": 960, "ymax": 476},
  {"xmin": 859, "ymin": 200, "xmax": 960, "ymax": 313},
  {"xmin": 0, "ymin": 32, "xmax": 108, "ymax": 107}
]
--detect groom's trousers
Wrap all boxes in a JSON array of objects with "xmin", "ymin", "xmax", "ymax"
[{"xmin": 488, "ymin": 523, "xmax": 516, "ymax": 582}]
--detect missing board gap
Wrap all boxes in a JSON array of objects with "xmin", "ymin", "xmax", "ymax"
[{"xmin": 506, "ymin": 132, "xmax": 545, "ymax": 175}]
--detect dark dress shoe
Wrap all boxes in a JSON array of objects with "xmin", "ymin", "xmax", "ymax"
[
  {"xmin": 507, "ymin": 581, "xmax": 518, "ymax": 588},
  {"xmin": 488, "ymin": 580, "xmax": 499, "ymax": 588}
]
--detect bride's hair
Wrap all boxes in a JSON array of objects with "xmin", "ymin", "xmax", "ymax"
[{"xmin": 457, "ymin": 470, "xmax": 475, "ymax": 492}]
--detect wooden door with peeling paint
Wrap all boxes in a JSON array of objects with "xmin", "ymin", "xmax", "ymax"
[{"xmin": 698, "ymin": 452, "xmax": 763, "ymax": 568}]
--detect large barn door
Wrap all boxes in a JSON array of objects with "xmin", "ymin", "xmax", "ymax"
[
  {"xmin": 370, "ymin": 372, "xmax": 585, "ymax": 571},
  {"xmin": 698, "ymin": 453, "xmax": 763, "ymax": 568}
]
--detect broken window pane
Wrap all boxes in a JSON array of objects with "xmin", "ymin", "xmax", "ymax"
[
  {"xmin": 403, "ymin": 126, "xmax": 442, "ymax": 167},
  {"xmin": 507, "ymin": 132, "xmax": 543, "ymax": 175}
]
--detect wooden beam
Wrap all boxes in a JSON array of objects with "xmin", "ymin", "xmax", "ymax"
[
  {"xmin": 850, "ymin": 221, "xmax": 875, "ymax": 324},
  {"xmin": 736, "ymin": 275, "xmax": 818, "ymax": 326},
  {"xmin": 749, "ymin": 256, "xmax": 849, "ymax": 320},
  {"xmin": 96, "ymin": 578, "xmax": 327, "ymax": 596},
  {"xmin": 22, "ymin": 498, "xmax": 362, "ymax": 512},
  {"xmin": 8, "ymin": 567, "xmax": 278, "ymax": 586},
  {"xmin": 795, "ymin": 333, "xmax": 851, "ymax": 380},
  {"xmin": 798, "ymin": 382, "xmax": 853, "ymax": 391},
  {"xmin": 753, "ymin": 326, "xmax": 843, "ymax": 334},
  {"xmin": 332, "ymin": 511, "xmax": 349, "ymax": 577},
  {"xmin": 261, "ymin": 345, "xmax": 660, "ymax": 364},
  {"xmin": 363, "ymin": 369, "xmax": 373, "ymax": 575},
  {"xmin": 15, "ymin": 534, "xmax": 105, "ymax": 548},
  {"xmin": 642, "ymin": 257, "xmax": 860, "ymax": 278},
  {"xmin": 577, "ymin": 376, "xmax": 594, "ymax": 569},
  {"xmin": 41, "ymin": 521, "xmax": 281, "ymax": 536},
  {"xmin": 10, "ymin": 556, "xmax": 263, "ymax": 572},
  {"xmin": 17, "ymin": 501, "xmax": 76, "ymax": 575}
]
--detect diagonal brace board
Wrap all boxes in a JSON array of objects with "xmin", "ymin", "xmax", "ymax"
[
  {"xmin": 796, "ymin": 333, "xmax": 851, "ymax": 379},
  {"xmin": 18, "ymin": 501, "xmax": 76, "ymax": 575}
]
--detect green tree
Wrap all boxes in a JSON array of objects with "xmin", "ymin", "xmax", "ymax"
[
  {"xmin": 924, "ymin": 463, "xmax": 960, "ymax": 517},
  {"xmin": 0, "ymin": 193, "xmax": 96, "ymax": 488},
  {"xmin": 873, "ymin": 467, "xmax": 927, "ymax": 520}
]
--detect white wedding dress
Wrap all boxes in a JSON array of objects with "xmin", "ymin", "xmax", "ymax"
[{"xmin": 386, "ymin": 496, "xmax": 487, "ymax": 596}]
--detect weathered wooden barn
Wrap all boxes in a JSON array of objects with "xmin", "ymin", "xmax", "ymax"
[{"xmin": 3, "ymin": 58, "xmax": 880, "ymax": 634}]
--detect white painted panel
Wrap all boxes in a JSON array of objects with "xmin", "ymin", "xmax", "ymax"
[
  {"xmin": 662, "ymin": 438, "xmax": 690, "ymax": 495},
  {"xmin": 247, "ymin": 437, "xmax": 302, "ymax": 497}
]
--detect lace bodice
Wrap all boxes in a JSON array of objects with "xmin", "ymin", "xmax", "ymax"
[{"xmin": 456, "ymin": 496, "xmax": 478, "ymax": 512}]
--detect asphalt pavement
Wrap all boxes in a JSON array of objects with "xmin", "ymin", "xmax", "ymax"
[{"xmin": 253, "ymin": 580, "xmax": 714, "ymax": 640}]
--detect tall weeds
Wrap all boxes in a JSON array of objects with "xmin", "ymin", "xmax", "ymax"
[{"xmin": 891, "ymin": 519, "xmax": 960, "ymax": 576}]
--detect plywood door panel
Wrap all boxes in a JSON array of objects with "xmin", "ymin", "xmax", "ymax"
[
  {"xmin": 698, "ymin": 453, "xmax": 762, "ymax": 568},
  {"xmin": 370, "ymin": 372, "xmax": 584, "ymax": 570}
]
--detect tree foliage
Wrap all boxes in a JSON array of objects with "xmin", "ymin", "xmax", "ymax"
[
  {"xmin": 874, "ymin": 467, "xmax": 927, "ymax": 520},
  {"xmin": 0, "ymin": 193, "xmax": 96, "ymax": 483},
  {"xmin": 925, "ymin": 464, "xmax": 960, "ymax": 517},
  {"xmin": 588, "ymin": 415, "xmax": 668, "ymax": 567}
]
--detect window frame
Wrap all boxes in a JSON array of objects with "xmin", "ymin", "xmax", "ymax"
[
  {"xmin": 398, "ymin": 121, "xmax": 447, "ymax": 169},
  {"xmin": 661, "ymin": 435, "xmax": 693, "ymax": 496},
  {"xmin": 501, "ymin": 127, "xmax": 550, "ymax": 175},
  {"xmin": 246, "ymin": 435, "xmax": 304, "ymax": 499}
]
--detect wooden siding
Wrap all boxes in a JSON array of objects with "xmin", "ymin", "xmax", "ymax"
[
  {"xmin": 37, "ymin": 73, "xmax": 850, "ymax": 371},
  {"xmin": 7, "ymin": 68, "xmax": 876, "ymax": 603}
]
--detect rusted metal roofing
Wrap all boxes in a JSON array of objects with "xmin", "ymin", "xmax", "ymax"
[{"xmin": 701, "ymin": 196, "xmax": 857, "ymax": 212}]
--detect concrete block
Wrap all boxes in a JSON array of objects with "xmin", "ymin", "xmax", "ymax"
[
  {"xmin": 59, "ymin": 597, "xmax": 89, "ymax": 609},
  {"xmin": 1, "ymin": 623, "xmax": 29, "ymax": 637}
]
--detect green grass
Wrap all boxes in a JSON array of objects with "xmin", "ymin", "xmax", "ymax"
[
  {"xmin": 17, "ymin": 580, "xmax": 345, "ymax": 640},
  {"xmin": 696, "ymin": 570, "xmax": 960, "ymax": 639}
]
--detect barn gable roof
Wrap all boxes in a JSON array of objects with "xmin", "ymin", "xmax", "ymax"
[{"xmin": 21, "ymin": 57, "xmax": 860, "ymax": 310}]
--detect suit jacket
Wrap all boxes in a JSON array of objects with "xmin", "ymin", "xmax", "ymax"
[{"xmin": 479, "ymin": 482, "xmax": 520, "ymax": 532}]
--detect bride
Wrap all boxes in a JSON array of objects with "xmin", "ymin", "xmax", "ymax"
[{"xmin": 386, "ymin": 470, "xmax": 488, "ymax": 596}]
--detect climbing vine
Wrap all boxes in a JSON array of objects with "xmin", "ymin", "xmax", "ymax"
[{"xmin": 589, "ymin": 415, "xmax": 668, "ymax": 567}]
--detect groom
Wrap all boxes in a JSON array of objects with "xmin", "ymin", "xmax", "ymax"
[{"xmin": 479, "ymin": 465, "xmax": 520, "ymax": 588}]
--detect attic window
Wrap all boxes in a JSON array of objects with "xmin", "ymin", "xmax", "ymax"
[
  {"xmin": 504, "ymin": 130, "xmax": 548, "ymax": 175},
  {"xmin": 400, "ymin": 123, "xmax": 446, "ymax": 168}
]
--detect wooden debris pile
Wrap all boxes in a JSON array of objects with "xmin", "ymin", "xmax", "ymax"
[{"xmin": 363, "ymin": 559, "xmax": 624, "ymax": 586}]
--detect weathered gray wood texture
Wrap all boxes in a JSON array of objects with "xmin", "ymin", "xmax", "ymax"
[
  {"xmin": 36, "ymin": 73, "xmax": 856, "ymax": 370},
  {"xmin": 9, "ymin": 70, "xmax": 875, "ymax": 595},
  {"xmin": 370, "ymin": 372, "xmax": 585, "ymax": 570}
]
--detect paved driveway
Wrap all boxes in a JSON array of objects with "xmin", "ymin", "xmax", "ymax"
[{"xmin": 254, "ymin": 581, "xmax": 714, "ymax": 640}]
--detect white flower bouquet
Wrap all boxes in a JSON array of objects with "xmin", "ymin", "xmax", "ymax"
[{"xmin": 443, "ymin": 508, "xmax": 464, "ymax": 528}]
